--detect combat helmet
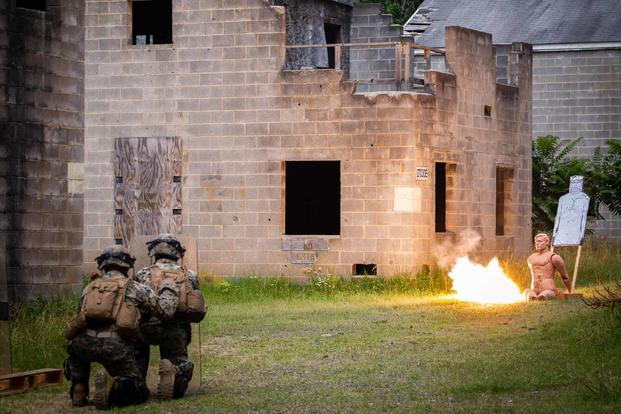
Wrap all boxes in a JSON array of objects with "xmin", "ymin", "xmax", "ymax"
[
  {"xmin": 95, "ymin": 245, "xmax": 136, "ymax": 270},
  {"xmin": 146, "ymin": 234, "xmax": 186, "ymax": 259}
]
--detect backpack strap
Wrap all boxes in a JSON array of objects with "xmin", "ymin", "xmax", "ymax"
[{"xmin": 113, "ymin": 278, "xmax": 130, "ymax": 319}]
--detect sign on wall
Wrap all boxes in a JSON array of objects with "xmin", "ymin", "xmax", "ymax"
[{"xmin": 416, "ymin": 167, "xmax": 429, "ymax": 180}]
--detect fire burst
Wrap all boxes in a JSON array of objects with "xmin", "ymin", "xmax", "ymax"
[{"xmin": 448, "ymin": 256, "xmax": 524, "ymax": 304}]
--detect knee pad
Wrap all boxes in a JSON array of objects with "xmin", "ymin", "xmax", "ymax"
[{"xmin": 177, "ymin": 361, "xmax": 194, "ymax": 380}]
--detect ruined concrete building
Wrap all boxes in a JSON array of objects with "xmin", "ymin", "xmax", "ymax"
[
  {"xmin": 1, "ymin": 1, "xmax": 533, "ymax": 299},
  {"xmin": 407, "ymin": 0, "xmax": 621, "ymax": 239}
]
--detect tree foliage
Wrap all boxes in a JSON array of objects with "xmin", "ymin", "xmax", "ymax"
[
  {"xmin": 532, "ymin": 135, "xmax": 621, "ymax": 235},
  {"xmin": 358, "ymin": 0, "xmax": 422, "ymax": 26},
  {"xmin": 589, "ymin": 140, "xmax": 621, "ymax": 216},
  {"xmin": 532, "ymin": 135, "xmax": 589, "ymax": 234}
]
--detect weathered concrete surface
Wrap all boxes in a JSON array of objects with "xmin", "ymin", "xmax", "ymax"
[
  {"xmin": 83, "ymin": 1, "xmax": 531, "ymax": 278},
  {"xmin": 0, "ymin": 1, "xmax": 84, "ymax": 299},
  {"xmin": 272, "ymin": 0, "xmax": 352, "ymax": 70}
]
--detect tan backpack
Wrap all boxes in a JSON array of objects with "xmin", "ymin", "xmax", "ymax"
[
  {"xmin": 80, "ymin": 277, "xmax": 140, "ymax": 336},
  {"xmin": 149, "ymin": 266, "xmax": 206, "ymax": 322}
]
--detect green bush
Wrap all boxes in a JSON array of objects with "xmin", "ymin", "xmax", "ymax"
[
  {"xmin": 532, "ymin": 135, "xmax": 590, "ymax": 234},
  {"xmin": 589, "ymin": 140, "xmax": 621, "ymax": 216},
  {"xmin": 358, "ymin": 0, "xmax": 422, "ymax": 26},
  {"xmin": 531, "ymin": 135, "xmax": 621, "ymax": 235}
]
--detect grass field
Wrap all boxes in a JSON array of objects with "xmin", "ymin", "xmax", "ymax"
[{"xmin": 3, "ymin": 242, "xmax": 621, "ymax": 413}]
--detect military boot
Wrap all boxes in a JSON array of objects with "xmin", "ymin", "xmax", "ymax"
[
  {"xmin": 93, "ymin": 371, "xmax": 113, "ymax": 410},
  {"xmin": 71, "ymin": 383, "xmax": 88, "ymax": 407},
  {"xmin": 158, "ymin": 359, "xmax": 177, "ymax": 399}
]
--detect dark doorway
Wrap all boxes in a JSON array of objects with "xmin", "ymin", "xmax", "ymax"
[
  {"xmin": 285, "ymin": 161, "xmax": 340, "ymax": 235},
  {"xmin": 132, "ymin": 0, "xmax": 173, "ymax": 45},
  {"xmin": 324, "ymin": 23, "xmax": 341, "ymax": 69},
  {"xmin": 435, "ymin": 162, "xmax": 446, "ymax": 233}
]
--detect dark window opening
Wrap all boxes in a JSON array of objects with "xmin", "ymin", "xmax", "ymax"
[
  {"xmin": 324, "ymin": 23, "xmax": 341, "ymax": 69},
  {"xmin": 0, "ymin": 301, "xmax": 9, "ymax": 321},
  {"xmin": 435, "ymin": 162, "xmax": 446, "ymax": 233},
  {"xmin": 16, "ymin": 0, "xmax": 46, "ymax": 11},
  {"xmin": 484, "ymin": 105, "xmax": 492, "ymax": 117},
  {"xmin": 132, "ymin": 0, "xmax": 172, "ymax": 45},
  {"xmin": 285, "ymin": 161, "xmax": 340, "ymax": 235},
  {"xmin": 496, "ymin": 167, "xmax": 512, "ymax": 236},
  {"xmin": 353, "ymin": 263, "xmax": 377, "ymax": 276}
]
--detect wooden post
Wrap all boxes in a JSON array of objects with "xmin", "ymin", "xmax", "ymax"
[
  {"xmin": 424, "ymin": 49, "xmax": 431, "ymax": 72},
  {"xmin": 403, "ymin": 43, "xmax": 411, "ymax": 83},
  {"xmin": 394, "ymin": 42, "xmax": 402, "ymax": 81},
  {"xmin": 423, "ymin": 49, "xmax": 431, "ymax": 86},
  {"xmin": 334, "ymin": 45, "xmax": 341, "ymax": 70},
  {"xmin": 571, "ymin": 245, "xmax": 582, "ymax": 292}
]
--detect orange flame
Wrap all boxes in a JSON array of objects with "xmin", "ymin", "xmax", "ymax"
[{"xmin": 448, "ymin": 256, "xmax": 524, "ymax": 304}]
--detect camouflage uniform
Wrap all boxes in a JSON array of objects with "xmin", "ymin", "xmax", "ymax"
[
  {"xmin": 133, "ymin": 235, "xmax": 200, "ymax": 399},
  {"xmin": 65, "ymin": 247, "xmax": 177, "ymax": 409}
]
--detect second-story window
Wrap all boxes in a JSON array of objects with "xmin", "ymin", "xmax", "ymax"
[{"xmin": 131, "ymin": 0, "xmax": 172, "ymax": 45}]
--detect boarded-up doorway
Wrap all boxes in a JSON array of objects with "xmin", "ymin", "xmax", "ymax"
[{"xmin": 114, "ymin": 137, "xmax": 182, "ymax": 246}]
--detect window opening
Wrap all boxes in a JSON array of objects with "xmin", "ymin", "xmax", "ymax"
[
  {"xmin": 285, "ymin": 161, "xmax": 340, "ymax": 235},
  {"xmin": 131, "ymin": 0, "xmax": 172, "ymax": 45},
  {"xmin": 484, "ymin": 105, "xmax": 492, "ymax": 117},
  {"xmin": 324, "ymin": 23, "xmax": 341, "ymax": 69},
  {"xmin": 435, "ymin": 162, "xmax": 446, "ymax": 233},
  {"xmin": 353, "ymin": 264, "xmax": 377, "ymax": 276},
  {"xmin": 496, "ymin": 167, "xmax": 512, "ymax": 236},
  {"xmin": 16, "ymin": 0, "xmax": 46, "ymax": 11}
]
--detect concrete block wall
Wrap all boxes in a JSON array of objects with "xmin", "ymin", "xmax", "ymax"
[
  {"xmin": 349, "ymin": 3, "xmax": 402, "ymax": 83},
  {"xmin": 0, "ymin": 0, "xmax": 84, "ymax": 299},
  {"xmin": 532, "ymin": 50, "xmax": 621, "ymax": 152},
  {"xmin": 429, "ymin": 27, "xmax": 532, "ymax": 258},
  {"xmin": 532, "ymin": 49, "xmax": 621, "ymax": 239},
  {"xmin": 84, "ymin": 0, "xmax": 531, "ymax": 278}
]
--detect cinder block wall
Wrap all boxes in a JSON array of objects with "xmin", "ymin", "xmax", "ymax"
[
  {"xmin": 532, "ymin": 49, "xmax": 621, "ymax": 239},
  {"xmin": 349, "ymin": 2, "xmax": 402, "ymax": 82},
  {"xmin": 492, "ymin": 45, "xmax": 621, "ymax": 238},
  {"xmin": 0, "ymin": 1, "xmax": 84, "ymax": 299},
  {"xmin": 84, "ymin": 0, "xmax": 531, "ymax": 278}
]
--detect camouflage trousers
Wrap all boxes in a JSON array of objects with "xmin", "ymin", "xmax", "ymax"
[
  {"xmin": 65, "ymin": 332, "xmax": 149, "ymax": 407},
  {"xmin": 135, "ymin": 320, "xmax": 193, "ymax": 398}
]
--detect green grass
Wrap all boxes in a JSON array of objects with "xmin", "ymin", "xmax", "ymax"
[{"xmin": 4, "ymin": 241, "xmax": 621, "ymax": 413}]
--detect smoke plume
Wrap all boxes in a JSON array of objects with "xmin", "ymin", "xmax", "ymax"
[{"xmin": 432, "ymin": 229, "xmax": 482, "ymax": 268}]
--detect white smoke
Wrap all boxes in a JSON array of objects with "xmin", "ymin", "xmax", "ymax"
[{"xmin": 432, "ymin": 229, "xmax": 482, "ymax": 268}]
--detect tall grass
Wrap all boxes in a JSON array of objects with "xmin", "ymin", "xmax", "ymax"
[
  {"xmin": 9, "ymin": 296, "xmax": 77, "ymax": 370},
  {"xmin": 203, "ymin": 266, "xmax": 452, "ymax": 304},
  {"xmin": 8, "ymin": 240, "xmax": 620, "ymax": 372}
]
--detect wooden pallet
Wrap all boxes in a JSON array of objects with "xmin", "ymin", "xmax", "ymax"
[{"xmin": 0, "ymin": 369, "xmax": 63, "ymax": 396}]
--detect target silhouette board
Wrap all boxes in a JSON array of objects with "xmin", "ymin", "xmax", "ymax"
[
  {"xmin": 129, "ymin": 235, "xmax": 202, "ymax": 395},
  {"xmin": 552, "ymin": 176, "xmax": 590, "ymax": 296}
]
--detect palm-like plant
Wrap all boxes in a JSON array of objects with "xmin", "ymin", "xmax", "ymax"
[
  {"xmin": 590, "ymin": 140, "xmax": 621, "ymax": 216},
  {"xmin": 532, "ymin": 135, "xmax": 589, "ymax": 234}
]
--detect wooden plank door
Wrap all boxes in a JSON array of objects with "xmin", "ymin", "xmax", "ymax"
[{"xmin": 114, "ymin": 137, "xmax": 182, "ymax": 246}]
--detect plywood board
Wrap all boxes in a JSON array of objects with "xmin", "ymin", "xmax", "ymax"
[{"xmin": 114, "ymin": 137, "xmax": 182, "ymax": 246}]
